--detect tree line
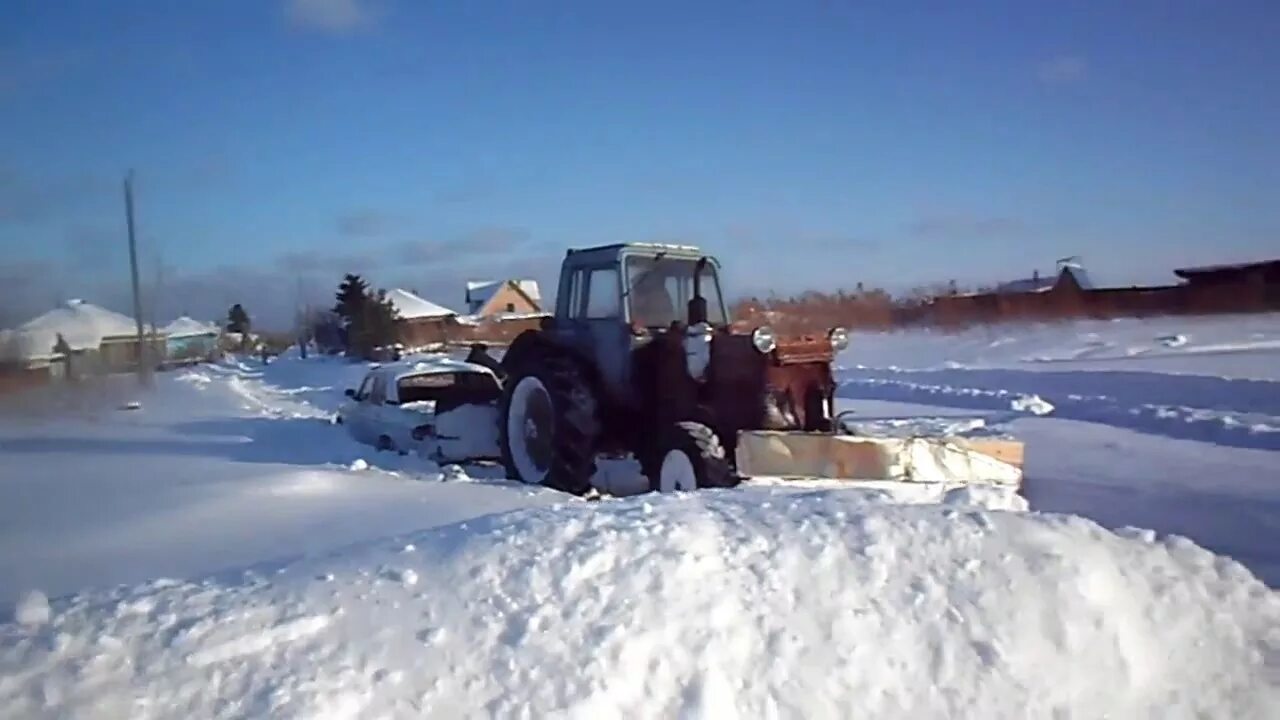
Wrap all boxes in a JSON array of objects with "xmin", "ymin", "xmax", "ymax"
[{"xmin": 223, "ymin": 273, "xmax": 401, "ymax": 360}]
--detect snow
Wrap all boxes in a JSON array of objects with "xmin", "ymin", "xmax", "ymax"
[
  {"xmin": 403, "ymin": 355, "xmax": 496, "ymax": 377},
  {"xmin": 385, "ymin": 288, "xmax": 457, "ymax": 319},
  {"xmin": 840, "ymin": 314, "xmax": 1280, "ymax": 451},
  {"xmin": 0, "ymin": 356, "xmax": 563, "ymax": 606},
  {"xmin": 1, "ymin": 316, "xmax": 1277, "ymax": 717},
  {"xmin": 0, "ymin": 299, "xmax": 156, "ymax": 362},
  {"xmin": 1009, "ymin": 393, "xmax": 1054, "ymax": 415},
  {"xmin": 844, "ymin": 313, "xmax": 1280, "ymax": 380},
  {"xmin": 0, "ymin": 490, "xmax": 1275, "ymax": 718},
  {"xmin": 12, "ymin": 591, "xmax": 49, "ymax": 628},
  {"xmin": 839, "ymin": 313, "xmax": 1280, "ymax": 584},
  {"xmin": 433, "ymin": 403, "xmax": 500, "ymax": 462},
  {"xmin": 161, "ymin": 316, "xmax": 219, "ymax": 338}
]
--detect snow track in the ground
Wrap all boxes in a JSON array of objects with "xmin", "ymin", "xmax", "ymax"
[
  {"xmin": 840, "ymin": 314, "xmax": 1280, "ymax": 380},
  {"xmin": 0, "ymin": 357, "xmax": 563, "ymax": 604},
  {"xmin": 2, "ymin": 490, "xmax": 1276, "ymax": 720},
  {"xmin": 839, "ymin": 367, "xmax": 1280, "ymax": 450}
]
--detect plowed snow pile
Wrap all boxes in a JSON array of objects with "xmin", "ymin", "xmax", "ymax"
[{"xmin": 3, "ymin": 489, "xmax": 1276, "ymax": 719}]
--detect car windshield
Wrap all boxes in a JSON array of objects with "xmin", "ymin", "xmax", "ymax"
[{"xmin": 624, "ymin": 256, "xmax": 728, "ymax": 328}]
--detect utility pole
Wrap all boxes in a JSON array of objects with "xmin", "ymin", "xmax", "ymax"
[
  {"xmin": 124, "ymin": 170, "xmax": 151, "ymax": 386},
  {"xmin": 296, "ymin": 275, "xmax": 309, "ymax": 359}
]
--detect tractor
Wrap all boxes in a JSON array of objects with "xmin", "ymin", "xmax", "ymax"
[{"xmin": 490, "ymin": 242, "xmax": 853, "ymax": 495}]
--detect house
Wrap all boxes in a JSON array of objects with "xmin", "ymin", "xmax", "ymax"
[
  {"xmin": 162, "ymin": 316, "xmax": 220, "ymax": 365},
  {"xmin": 0, "ymin": 299, "xmax": 165, "ymax": 381},
  {"xmin": 1173, "ymin": 259, "xmax": 1280, "ymax": 288},
  {"xmin": 927, "ymin": 260, "xmax": 1096, "ymax": 326},
  {"xmin": 1172, "ymin": 258, "xmax": 1280, "ymax": 312},
  {"xmin": 385, "ymin": 288, "xmax": 460, "ymax": 349},
  {"xmin": 464, "ymin": 279, "xmax": 542, "ymax": 317},
  {"xmin": 996, "ymin": 260, "xmax": 1094, "ymax": 295}
]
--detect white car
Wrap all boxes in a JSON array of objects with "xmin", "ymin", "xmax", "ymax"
[{"xmin": 337, "ymin": 357, "xmax": 502, "ymax": 463}]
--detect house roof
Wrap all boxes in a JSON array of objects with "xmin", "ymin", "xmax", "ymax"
[
  {"xmin": 995, "ymin": 276, "xmax": 1056, "ymax": 294},
  {"xmin": 163, "ymin": 316, "xmax": 220, "ymax": 338},
  {"xmin": 386, "ymin": 288, "xmax": 457, "ymax": 319},
  {"xmin": 465, "ymin": 279, "xmax": 542, "ymax": 306},
  {"xmin": 1174, "ymin": 259, "xmax": 1280, "ymax": 279},
  {"xmin": 996, "ymin": 265, "xmax": 1094, "ymax": 294},
  {"xmin": 0, "ymin": 300, "xmax": 156, "ymax": 362}
]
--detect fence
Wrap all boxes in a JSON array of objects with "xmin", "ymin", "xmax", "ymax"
[
  {"xmin": 395, "ymin": 314, "xmax": 550, "ymax": 352},
  {"xmin": 0, "ymin": 365, "xmax": 53, "ymax": 397},
  {"xmin": 733, "ymin": 276, "xmax": 1280, "ymax": 333}
]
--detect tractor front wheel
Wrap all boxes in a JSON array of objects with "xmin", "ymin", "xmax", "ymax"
[
  {"xmin": 646, "ymin": 421, "xmax": 734, "ymax": 492},
  {"xmin": 499, "ymin": 353, "xmax": 599, "ymax": 495}
]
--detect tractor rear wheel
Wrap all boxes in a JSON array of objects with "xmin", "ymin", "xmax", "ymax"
[
  {"xmin": 646, "ymin": 421, "xmax": 734, "ymax": 492},
  {"xmin": 499, "ymin": 352, "xmax": 599, "ymax": 495}
]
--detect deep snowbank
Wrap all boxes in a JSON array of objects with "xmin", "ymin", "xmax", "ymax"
[{"xmin": 3, "ymin": 490, "xmax": 1276, "ymax": 719}]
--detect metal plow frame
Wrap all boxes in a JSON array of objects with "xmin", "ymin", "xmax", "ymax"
[{"xmin": 735, "ymin": 431, "xmax": 1024, "ymax": 488}]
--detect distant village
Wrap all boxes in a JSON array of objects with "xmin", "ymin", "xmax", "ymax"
[
  {"xmin": 0, "ymin": 276, "xmax": 548, "ymax": 395},
  {"xmin": 4, "ymin": 255, "xmax": 1279, "ymax": 395},
  {"xmin": 733, "ymin": 257, "xmax": 1280, "ymax": 334}
]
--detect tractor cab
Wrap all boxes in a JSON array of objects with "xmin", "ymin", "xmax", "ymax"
[
  {"xmin": 554, "ymin": 242, "xmax": 728, "ymax": 329},
  {"xmin": 543, "ymin": 244, "xmax": 733, "ymax": 410}
]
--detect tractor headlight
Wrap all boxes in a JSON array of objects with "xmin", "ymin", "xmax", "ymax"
[
  {"xmin": 828, "ymin": 327, "xmax": 850, "ymax": 352},
  {"xmin": 752, "ymin": 326, "xmax": 777, "ymax": 354}
]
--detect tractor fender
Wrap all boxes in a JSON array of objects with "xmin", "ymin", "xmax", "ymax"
[
  {"xmin": 501, "ymin": 329, "xmax": 565, "ymax": 377},
  {"xmin": 501, "ymin": 329, "xmax": 611, "ymax": 409}
]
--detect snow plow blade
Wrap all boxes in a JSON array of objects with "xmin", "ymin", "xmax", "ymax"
[{"xmin": 735, "ymin": 431, "xmax": 1024, "ymax": 487}]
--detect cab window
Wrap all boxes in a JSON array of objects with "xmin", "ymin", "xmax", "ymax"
[
  {"xmin": 564, "ymin": 269, "xmax": 585, "ymax": 319},
  {"xmin": 355, "ymin": 376, "xmax": 372, "ymax": 400},
  {"xmin": 584, "ymin": 267, "xmax": 621, "ymax": 319},
  {"xmin": 625, "ymin": 256, "xmax": 727, "ymax": 327}
]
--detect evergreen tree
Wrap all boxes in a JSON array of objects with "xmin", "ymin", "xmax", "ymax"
[
  {"xmin": 366, "ymin": 289, "xmax": 401, "ymax": 352},
  {"xmin": 226, "ymin": 304, "xmax": 252, "ymax": 352},
  {"xmin": 227, "ymin": 304, "xmax": 251, "ymax": 334},
  {"xmin": 333, "ymin": 274, "xmax": 369, "ymax": 326},
  {"xmin": 347, "ymin": 288, "xmax": 400, "ymax": 359},
  {"xmin": 332, "ymin": 274, "xmax": 401, "ymax": 358}
]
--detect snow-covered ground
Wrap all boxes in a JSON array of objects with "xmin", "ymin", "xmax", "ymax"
[
  {"xmin": 842, "ymin": 313, "xmax": 1280, "ymax": 380},
  {"xmin": 839, "ymin": 313, "xmax": 1280, "ymax": 584},
  {"xmin": 0, "ymin": 315, "xmax": 1277, "ymax": 717},
  {"xmin": 0, "ymin": 358, "xmax": 565, "ymax": 606}
]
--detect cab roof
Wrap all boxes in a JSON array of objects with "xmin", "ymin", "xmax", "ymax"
[{"xmin": 567, "ymin": 242, "xmax": 705, "ymax": 257}]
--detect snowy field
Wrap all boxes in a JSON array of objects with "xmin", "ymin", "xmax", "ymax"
[
  {"xmin": 0, "ymin": 314, "xmax": 1277, "ymax": 718},
  {"xmin": 838, "ymin": 313, "xmax": 1280, "ymax": 587}
]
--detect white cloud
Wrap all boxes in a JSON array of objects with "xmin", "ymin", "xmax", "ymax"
[
  {"xmin": 1037, "ymin": 55, "xmax": 1088, "ymax": 85},
  {"xmin": 284, "ymin": 0, "xmax": 377, "ymax": 33}
]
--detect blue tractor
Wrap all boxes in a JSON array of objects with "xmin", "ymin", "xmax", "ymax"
[{"xmin": 492, "ymin": 243, "xmax": 850, "ymax": 495}]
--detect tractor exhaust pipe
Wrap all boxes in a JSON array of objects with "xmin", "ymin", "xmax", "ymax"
[{"xmin": 688, "ymin": 257, "xmax": 708, "ymax": 325}]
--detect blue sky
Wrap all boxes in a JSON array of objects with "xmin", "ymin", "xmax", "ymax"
[{"xmin": 2, "ymin": 0, "xmax": 1278, "ymax": 327}]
